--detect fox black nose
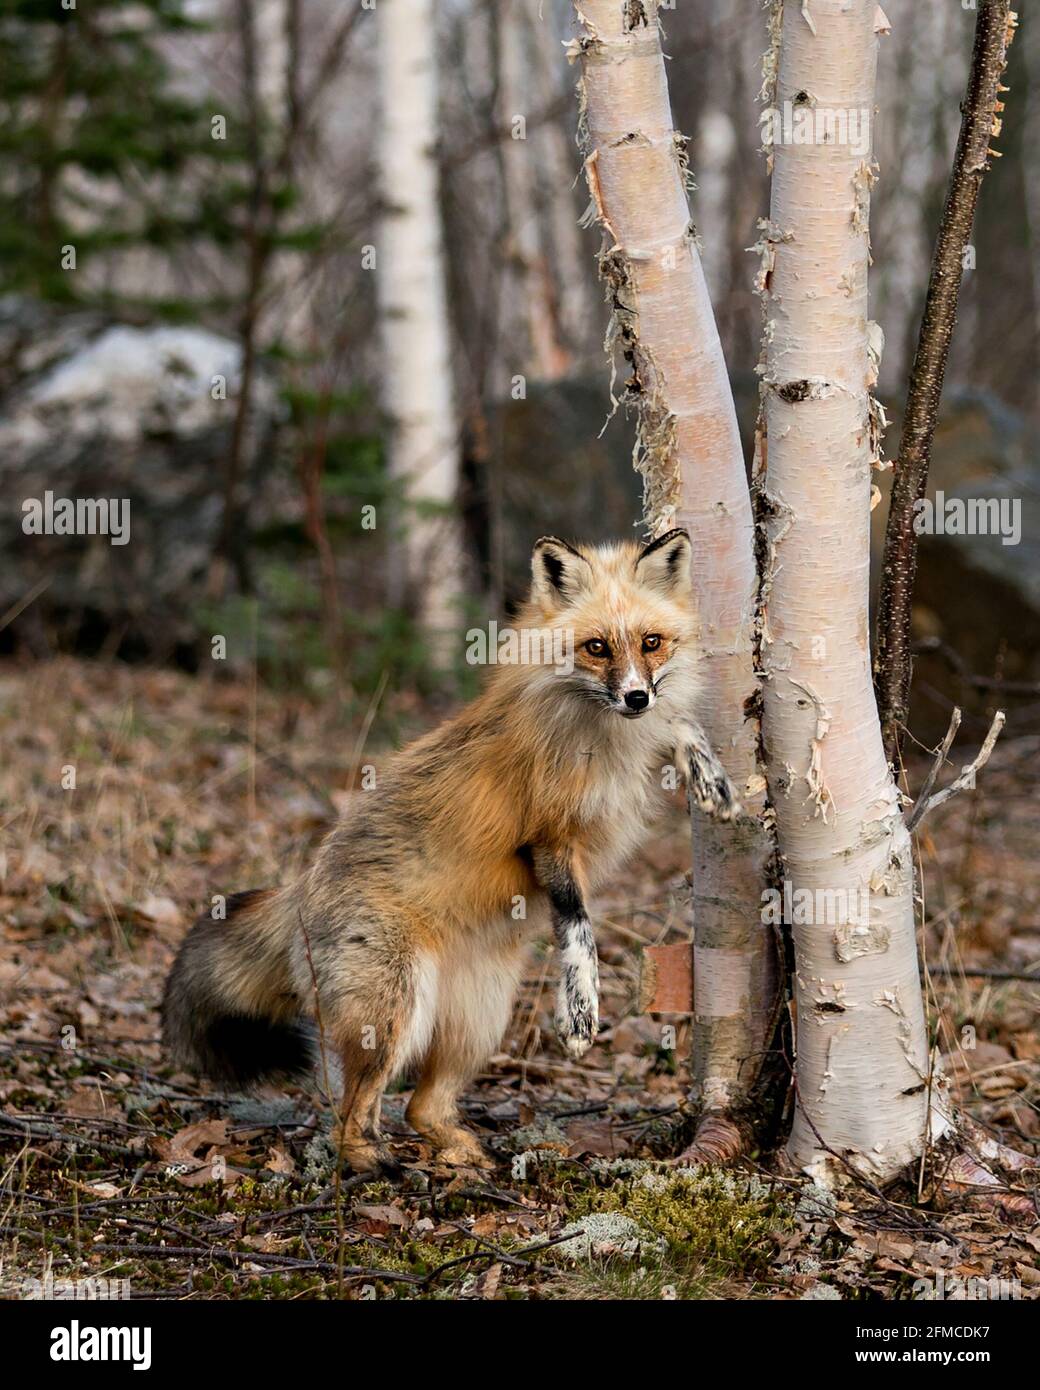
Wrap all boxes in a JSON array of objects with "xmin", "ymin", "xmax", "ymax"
[{"xmin": 624, "ymin": 689, "xmax": 650, "ymax": 711}]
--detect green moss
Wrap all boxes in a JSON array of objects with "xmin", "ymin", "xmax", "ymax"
[
  {"xmin": 355, "ymin": 1239, "xmax": 453, "ymax": 1277},
  {"xmin": 577, "ymin": 1167, "xmax": 789, "ymax": 1278}
]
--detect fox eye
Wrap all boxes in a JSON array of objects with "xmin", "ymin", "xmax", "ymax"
[
  {"xmin": 585, "ymin": 638, "xmax": 609, "ymax": 658},
  {"xmin": 643, "ymin": 634, "xmax": 662, "ymax": 652}
]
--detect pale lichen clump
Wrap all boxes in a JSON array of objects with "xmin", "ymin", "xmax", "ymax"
[{"xmin": 554, "ymin": 1211, "xmax": 665, "ymax": 1260}]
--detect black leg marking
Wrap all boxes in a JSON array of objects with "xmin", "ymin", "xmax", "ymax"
[{"xmin": 532, "ymin": 848, "xmax": 600, "ymax": 1059}]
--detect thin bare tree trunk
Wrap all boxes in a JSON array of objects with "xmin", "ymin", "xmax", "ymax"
[
  {"xmin": 756, "ymin": 0, "xmax": 952, "ymax": 1183},
  {"xmin": 499, "ymin": 0, "xmax": 571, "ymax": 379},
  {"xmin": 874, "ymin": 1, "xmax": 1016, "ymax": 765},
  {"xmin": 1024, "ymin": 8, "xmax": 1040, "ymax": 377},
  {"xmin": 526, "ymin": 2, "xmax": 593, "ymax": 359},
  {"xmin": 212, "ymin": 0, "xmax": 269, "ymax": 597},
  {"xmin": 376, "ymin": 0, "xmax": 462, "ymax": 643},
  {"xmin": 569, "ymin": 0, "xmax": 776, "ymax": 1138},
  {"xmin": 872, "ymin": 0, "xmax": 953, "ymax": 398}
]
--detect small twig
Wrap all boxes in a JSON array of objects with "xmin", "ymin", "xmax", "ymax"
[
  {"xmin": 913, "ymin": 636, "xmax": 1040, "ymax": 696},
  {"xmin": 251, "ymin": 1174, "xmax": 372, "ymax": 1227},
  {"xmin": 0, "ymin": 1039, "xmax": 199, "ymax": 1099},
  {"xmin": 224, "ymin": 727, "xmax": 336, "ymax": 815},
  {"xmin": 409, "ymin": 1184, "xmax": 529, "ymax": 1211},
  {"xmin": 421, "ymin": 1228, "xmax": 582, "ymax": 1288},
  {"xmin": 441, "ymin": 1220, "xmax": 536, "ymax": 1272},
  {"xmin": 0, "ymin": 1117, "xmax": 135, "ymax": 1158},
  {"xmin": 0, "ymin": 1225, "xmax": 420, "ymax": 1283},
  {"xmin": 548, "ymin": 1101, "xmax": 609, "ymax": 1120},
  {"xmin": 931, "ymin": 966, "xmax": 1040, "ymax": 982},
  {"xmin": 0, "ymin": 574, "xmax": 53, "ymax": 634},
  {"xmin": 907, "ymin": 709, "xmax": 1005, "ymax": 832},
  {"xmin": 910, "ymin": 706, "xmax": 962, "ymax": 823},
  {"xmin": 3, "ymin": 1191, "xmax": 184, "ymax": 1218}
]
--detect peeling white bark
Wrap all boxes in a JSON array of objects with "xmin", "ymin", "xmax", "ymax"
[
  {"xmin": 376, "ymin": 0, "xmax": 462, "ymax": 638},
  {"xmin": 758, "ymin": 0, "xmax": 949, "ymax": 1183},
  {"xmin": 570, "ymin": 0, "xmax": 775, "ymax": 1113}
]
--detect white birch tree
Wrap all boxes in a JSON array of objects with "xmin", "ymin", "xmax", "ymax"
[
  {"xmin": 526, "ymin": 2, "xmax": 594, "ymax": 359},
  {"xmin": 499, "ymin": 0, "xmax": 571, "ymax": 379},
  {"xmin": 375, "ymin": 0, "xmax": 462, "ymax": 642},
  {"xmin": 569, "ymin": 0, "xmax": 776, "ymax": 1154},
  {"xmin": 756, "ymin": 0, "xmax": 950, "ymax": 1182}
]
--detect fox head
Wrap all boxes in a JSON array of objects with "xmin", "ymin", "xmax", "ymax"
[{"xmin": 522, "ymin": 529, "xmax": 697, "ymax": 720}]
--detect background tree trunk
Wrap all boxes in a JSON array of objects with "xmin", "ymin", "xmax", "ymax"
[
  {"xmin": 498, "ymin": 0, "xmax": 571, "ymax": 380},
  {"xmin": 526, "ymin": 2, "xmax": 594, "ymax": 363},
  {"xmin": 376, "ymin": 0, "xmax": 462, "ymax": 642},
  {"xmin": 570, "ymin": 0, "xmax": 776, "ymax": 1143},
  {"xmin": 874, "ymin": 0, "xmax": 1016, "ymax": 765},
  {"xmin": 757, "ymin": 0, "xmax": 948, "ymax": 1183}
]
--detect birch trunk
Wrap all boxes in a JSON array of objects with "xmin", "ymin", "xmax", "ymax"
[
  {"xmin": 757, "ymin": 0, "xmax": 949, "ymax": 1182},
  {"xmin": 376, "ymin": 0, "xmax": 462, "ymax": 640},
  {"xmin": 527, "ymin": 3, "xmax": 594, "ymax": 359},
  {"xmin": 499, "ymin": 0, "xmax": 571, "ymax": 379},
  {"xmin": 569, "ymin": 0, "xmax": 776, "ymax": 1127}
]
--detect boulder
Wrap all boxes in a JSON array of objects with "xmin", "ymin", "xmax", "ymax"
[{"xmin": 0, "ymin": 297, "xmax": 284, "ymax": 658}]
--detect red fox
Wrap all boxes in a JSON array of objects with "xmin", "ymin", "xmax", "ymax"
[{"xmin": 162, "ymin": 530, "xmax": 740, "ymax": 1172}]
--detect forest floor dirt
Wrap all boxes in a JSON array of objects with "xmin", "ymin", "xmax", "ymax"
[{"xmin": 1, "ymin": 658, "xmax": 1037, "ymax": 1300}]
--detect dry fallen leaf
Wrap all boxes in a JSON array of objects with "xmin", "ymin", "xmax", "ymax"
[
  {"xmin": 160, "ymin": 1119, "xmax": 230, "ymax": 1162},
  {"xmin": 66, "ymin": 1084, "xmax": 113, "ymax": 1118},
  {"xmin": 471, "ymin": 1213, "xmax": 502, "ymax": 1239},
  {"xmin": 264, "ymin": 1143, "xmax": 296, "ymax": 1176},
  {"xmin": 475, "ymin": 1262, "xmax": 502, "ymax": 1299},
  {"xmin": 353, "ymin": 1199, "xmax": 410, "ymax": 1236}
]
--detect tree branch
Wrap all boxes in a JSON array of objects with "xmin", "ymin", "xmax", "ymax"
[
  {"xmin": 873, "ymin": 1, "xmax": 1017, "ymax": 764},
  {"xmin": 907, "ymin": 708, "xmax": 1005, "ymax": 832}
]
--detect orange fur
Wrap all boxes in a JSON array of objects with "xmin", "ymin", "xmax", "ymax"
[{"xmin": 163, "ymin": 532, "xmax": 725, "ymax": 1173}]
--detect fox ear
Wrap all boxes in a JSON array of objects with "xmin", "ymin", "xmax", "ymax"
[
  {"xmin": 635, "ymin": 528, "xmax": 692, "ymax": 599},
  {"xmin": 531, "ymin": 536, "xmax": 592, "ymax": 608}
]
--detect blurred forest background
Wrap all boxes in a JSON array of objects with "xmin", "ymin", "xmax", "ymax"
[
  {"xmin": 1, "ymin": 0, "xmax": 1038, "ymax": 745},
  {"xmin": 1, "ymin": 1, "xmax": 1040, "ymax": 1302}
]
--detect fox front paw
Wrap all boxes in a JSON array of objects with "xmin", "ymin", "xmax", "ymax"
[
  {"xmin": 554, "ymin": 917, "xmax": 600, "ymax": 1059},
  {"xmin": 555, "ymin": 980, "xmax": 599, "ymax": 1059},
  {"xmin": 674, "ymin": 722, "xmax": 743, "ymax": 821},
  {"xmin": 686, "ymin": 757, "xmax": 741, "ymax": 820}
]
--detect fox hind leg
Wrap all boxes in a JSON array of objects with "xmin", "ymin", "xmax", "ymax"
[
  {"xmin": 406, "ymin": 1046, "xmax": 495, "ymax": 1169},
  {"xmin": 406, "ymin": 940, "xmax": 524, "ymax": 1168},
  {"xmin": 332, "ymin": 1032, "xmax": 400, "ymax": 1176},
  {"xmin": 328, "ymin": 970, "xmax": 417, "ymax": 1176}
]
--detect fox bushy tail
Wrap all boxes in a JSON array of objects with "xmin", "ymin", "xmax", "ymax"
[{"xmin": 161, "ymin": 888, "xmax": 313, "ymax": 1087}]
